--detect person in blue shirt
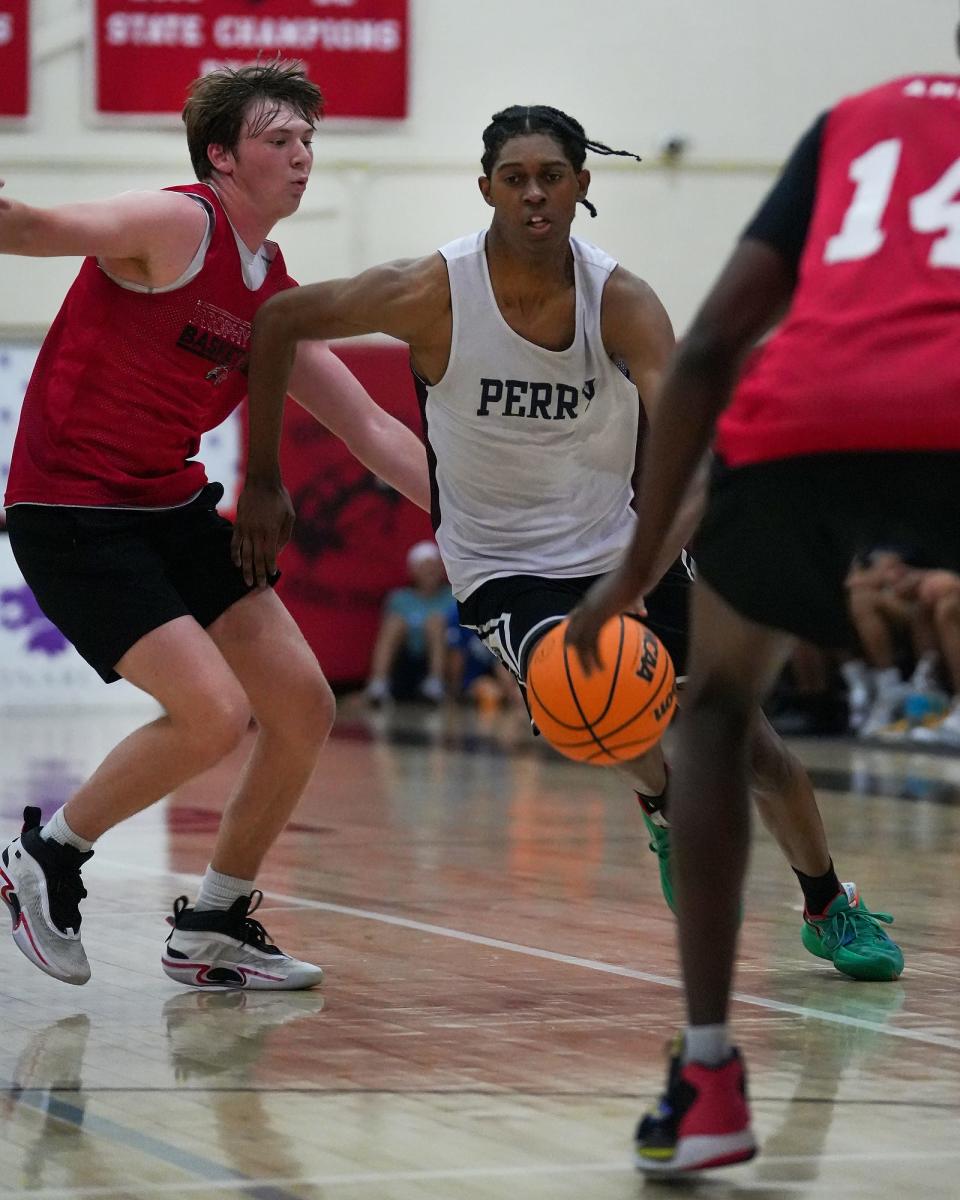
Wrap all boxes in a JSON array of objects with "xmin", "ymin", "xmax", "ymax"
[{"xmin": 365, "ymin": 540, "xmax": 455, "ymax": 704}]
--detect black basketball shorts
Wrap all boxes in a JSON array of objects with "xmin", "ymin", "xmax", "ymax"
[
  {"xmin": 457, "ymin": 556, "xmax": 694, "ymax": 690},
  {"xmin": 6, "ymin": 483, "xmax": 273, "ymax": 683},
  {"xmin": 693, "ymin": 451, "xmax": 960, "ymax": 649}
]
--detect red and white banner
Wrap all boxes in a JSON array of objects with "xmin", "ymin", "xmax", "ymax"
[
  {"xmin": 93, "ymin": 0, "xmax": 408, "ymax": 121},
  {"xmin": 0, "ymin": 2, "xmax": 29, "ymax": 121}
]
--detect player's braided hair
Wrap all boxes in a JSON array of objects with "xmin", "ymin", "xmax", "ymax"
[{"xmin": 480, "ymin": 105, "xmax": 641, "ymax": 217}]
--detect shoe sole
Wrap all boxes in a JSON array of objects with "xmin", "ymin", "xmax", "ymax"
[
  {"xmin": 833, "ymin": 950, "xmax": 904, "ymax": 982},
  {"xmin": 802, "ymin": 940, "xmax": 903, "ymax": 982},
  {"xmin": 0, "ymin": 859, "xmax": 90, "ymax": 986},
  {"xmin": 801, "ymin": 924, "xmax": 904, "ymax": 981},
  {"xmin": 636, "ymin": 1130, "xmax": 757, "ymax": 1174},
  {"xmin": 161, "ymin": 955, "xmax": 323, "ymax": 991}
]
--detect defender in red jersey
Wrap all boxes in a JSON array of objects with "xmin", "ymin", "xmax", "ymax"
[
  {"xmin": 0, "ymin": 62, "xmax": 429, "ymax": 991},
  {"xmin": 567, "ymin": 39, "xmax": 960, "ymax": 1176}
]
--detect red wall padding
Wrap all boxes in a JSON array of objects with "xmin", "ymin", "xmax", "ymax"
[{"xmin": 273, "ymin": 341, "xmax": 433, "ymax": 686}]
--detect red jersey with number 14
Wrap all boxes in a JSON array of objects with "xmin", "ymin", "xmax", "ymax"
[
  {"xmin": 5, "ymin": 182, "xmax": 295, "ymax": 509},
  {"xmin": 717, "ymin": 75, "xmax": 960, "ymax": 467}
]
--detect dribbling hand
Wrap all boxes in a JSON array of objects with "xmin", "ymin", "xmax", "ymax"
[
  {"xmin": 565, "ymin": 567, "xmax": 645, "ymax": 674},
  {"xmin": 231, "ymin": 477, "xmax": 295, "ymax": 589}
]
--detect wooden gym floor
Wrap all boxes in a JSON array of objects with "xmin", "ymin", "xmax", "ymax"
[{"xmin": 0, "ymin": 700, "xmax": 958, "ymax": 1199}]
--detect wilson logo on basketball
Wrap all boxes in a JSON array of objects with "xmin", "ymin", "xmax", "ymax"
[
  {"xmin": 526, "ymin": 615, "xmax": 677, "ymax": 766},
  {"xmin": 635, "ymin": 633, "xmax": 660, "ymax": 683},
  {"xmin": 654, "ymin": 689, "xmax": 675, "ymax": 723}
]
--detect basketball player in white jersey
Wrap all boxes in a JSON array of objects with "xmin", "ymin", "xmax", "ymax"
[{"xmin": 238, "ymin": 104, "xmax": 902, "ymax": 982}]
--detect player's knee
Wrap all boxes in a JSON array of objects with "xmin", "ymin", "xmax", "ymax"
[
  {"xmin": 916, "ymin": 571, "xmax": 960, "ymax": 609},
  {"xmin": 934, "ymin": 588, "xmax": 960, "ymax": 629},
  {"xmin": 259, "ymin": 664, "xmax": 335, "ymax": 746},
  {"xmin": 298, "ymin": 672, "xmax": 336, "ymax": 741},
  {"xmin": 184, "ymin": 688, "xmax": 252, "ymax": 762}
]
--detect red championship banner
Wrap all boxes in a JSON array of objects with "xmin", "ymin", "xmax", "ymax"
[
  {"xmin": 93, "ymin": 0, "xmax": 408, "ymax": 121},
  {"xmin": 0, "ymin": 2, "xmax": 29, "ymax": 122}
]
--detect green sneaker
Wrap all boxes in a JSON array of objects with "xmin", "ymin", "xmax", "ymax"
[
  {"xmin": 801, "ymin": 883, "xmax": 904, "ymax": 982},
  {"xmin": 640, "ymin": 809, "xmax": 675, "ymax": 913}
]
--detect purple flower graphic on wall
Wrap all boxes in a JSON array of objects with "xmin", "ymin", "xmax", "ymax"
[{"xmin": 0, "ymin": 587, "xmax": 69, "ymax": 655}]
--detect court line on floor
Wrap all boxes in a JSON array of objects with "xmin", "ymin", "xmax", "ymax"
[
  {"xmin": 9, "ymin": 1090, "xmax": 303, "ymax": 1200},
  {"xmin": 11, "ymin": 1147, "xmax": 960, "ymax": 1199},
  {"xmin": 95, "ymin": 858, "xmax": 960, "ymax": 1051},
  {"xmin": 3, "ymin": 1085, "xmax": 955, "ymax": 1109}
]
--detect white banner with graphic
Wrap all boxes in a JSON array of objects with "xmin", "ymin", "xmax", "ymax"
[{"xmin": 0, "ymin": 341, "xmax": 240, "ymax": 710}]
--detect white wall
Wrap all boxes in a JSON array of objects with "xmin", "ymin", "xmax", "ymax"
[{"xmin": 1, "ymin": 0, "xmax": 958, "ymax": 333}]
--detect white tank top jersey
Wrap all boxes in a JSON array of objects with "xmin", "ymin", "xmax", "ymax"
[{"xmin": 417, "ymin": 230, "xmax": 640, "ymax": 600}]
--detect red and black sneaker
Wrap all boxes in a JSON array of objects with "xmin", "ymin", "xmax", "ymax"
[{"xmin": 635, "ymin": 1036, "xmax": 757, "ymax": 1174}]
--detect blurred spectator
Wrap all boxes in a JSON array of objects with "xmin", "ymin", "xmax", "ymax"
[
  {"xmin": 446, "ymin": 613, "xmax": 526, "ymax": 711},
  {"xmin": 845, "ymin": 551, "xmax": 919, "ymax": 735},
  {"xmin": 909, "ymin": 570, "xmax": 960, "ymax": 746},
  {"xmin": 364, "ymin": 541, "xmax": 454, "ymax": 705},
  {"xmin": 766, "ymin": 641, "xmax": 848, "ymax": 736},
  {"xmin": 838, "ymin": 656, "xmax": 873, "ymax": 733},
  {"xmin": 844, "ymin": 551, "xmax": 955, "ymax": 740}
]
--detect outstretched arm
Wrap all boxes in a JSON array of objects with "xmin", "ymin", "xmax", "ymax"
[
  {"xmin": 237, "ymin": 254, "xmax": 449, "ymax": 586},
  {"xmin": 567, "ymin": 240, "xmax": 796, "ymax": 669},
  {"xmin": 0, "ymin": 180, "xmax": 207, "ymax": 284},
  {"xmin": 289, "ymin": 341, "xmax": 430, "ymax": 511}
]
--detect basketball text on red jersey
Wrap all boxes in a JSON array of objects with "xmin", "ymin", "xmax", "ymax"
[
  {"xmin": 717, "ymin": 75, "xmax": 960, "ymax": 468},
  {"xmin": 4, "ymin": 184, "xmax": 296, "ymax": 510}
]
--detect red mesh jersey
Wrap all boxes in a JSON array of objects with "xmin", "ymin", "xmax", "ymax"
[
  {"xmin": 717, "ymin": 75, "xmax": 960, "ymax": 467},
  {"xmin": 5, "ymin": 183, "xmax": 295, "ymax": 508}
]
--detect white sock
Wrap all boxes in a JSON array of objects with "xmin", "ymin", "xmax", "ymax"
[
  {"xmin": 40, "ymin": 807, "xmax": 94, "ymax": 853},
  {"xmin": 683, "ymin": 1023, "xmax": 731, "ymax": 1067},
  {"xmin": 909, "ymin": 652, "xmax": 940, "ymax": 691},
  {"xmin": 194, "ymin": 867, "xmax": 255, "ymax": 912},
  {"xmin": 840, "ymin": 659, "xmax": 871, "ymax": 699},
  {"xmin": 872, "ymin": 666, "xmax": 903, "ymax": 697},
  {"xmin": 840, "ymin": 659, "xmax": 870, "ymax": 688}
]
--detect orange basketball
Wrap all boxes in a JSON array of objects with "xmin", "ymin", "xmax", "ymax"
[{"xmin": 526, "ymin": 615, "xmax": 677, "ymax": 765}]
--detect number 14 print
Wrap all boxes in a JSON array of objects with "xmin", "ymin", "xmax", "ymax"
[{"xmin": 826, "ymin": 139, "xmax": 960, "ymax": 267}]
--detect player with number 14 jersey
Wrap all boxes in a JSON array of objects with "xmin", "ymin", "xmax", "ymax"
[{"xmin": 719, "ymin": 74, "xmax": 960, "ymax": 468}]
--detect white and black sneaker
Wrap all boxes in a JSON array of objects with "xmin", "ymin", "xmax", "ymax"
[
  {"xmin": 0, "ymin": 807, "xmax": 92, "ymax": 986},
  {"xmin": 162, "ymin": 891, "xmax": 324, "ymax": 990}
]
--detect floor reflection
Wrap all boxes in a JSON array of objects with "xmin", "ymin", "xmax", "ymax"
[{"xmin": 163, "ymin": 990, "xmax": 327, "ymax": 1086}]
